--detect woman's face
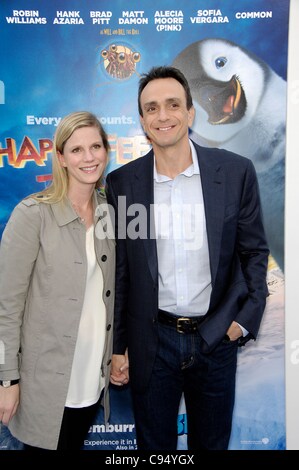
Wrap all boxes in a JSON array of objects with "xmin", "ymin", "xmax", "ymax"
[{"xmin": 58, "ymin": 126, "xmax": 107, "ymax": 190}]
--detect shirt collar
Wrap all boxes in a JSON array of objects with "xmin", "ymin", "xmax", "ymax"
[{"xmin": 154, "ymin": 139, "xmax": 199, "ymax": 182}]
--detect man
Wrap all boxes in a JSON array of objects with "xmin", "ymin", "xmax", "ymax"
[{"xmin": 106, "ymin": 66, "xmax": 269, "ymax": 450}]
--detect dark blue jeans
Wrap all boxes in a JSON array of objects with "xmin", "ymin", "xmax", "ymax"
[{"xmin": 131, "ymin": 321, "xmax": 238, "ymax": 450}]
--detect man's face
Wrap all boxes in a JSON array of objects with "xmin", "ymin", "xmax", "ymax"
[{"xmin": 139, "ymin": 77, "xmax": 195, "ymax": 150}]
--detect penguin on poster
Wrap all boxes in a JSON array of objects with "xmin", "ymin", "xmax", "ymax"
[{"xmin": 173, "ymin": 38, "xmax": 286, "ymax": 270}]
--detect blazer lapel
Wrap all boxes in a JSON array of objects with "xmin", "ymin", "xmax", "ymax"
[
  {"xmin": 132, "ymin": 152, "xmax": 158, "ymax": 284},
  {"xmin": 129, "ymin": 145, "xmax": 225, "ymax": 286},
  {"xmin": 197, "ymin": 148, "xmax": 225, "ymax": 285}
]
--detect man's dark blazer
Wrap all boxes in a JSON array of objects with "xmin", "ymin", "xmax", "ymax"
[{"xmin": 106, "ymin": 140, "xmax": 269, "ymax": 392}]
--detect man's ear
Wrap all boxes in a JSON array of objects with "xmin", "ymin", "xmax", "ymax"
[
  {"xmin": 188, "ymin": 105, "xmax": 195, "ymax": 127},
  {"xmin": 140, "ymin": 115, "xmax": 146, "ymax": 133}
]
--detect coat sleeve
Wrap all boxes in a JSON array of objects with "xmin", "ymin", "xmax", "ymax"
[{"xmin": 0, "ymin": 199, "xmax": 41, "ymax": 379}]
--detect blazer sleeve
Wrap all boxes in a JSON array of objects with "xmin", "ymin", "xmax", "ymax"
[
  {"xmin": 106, "ymin": 174, "xmax": 129, "ymax": 355},
  {"xmin": 235, "ymin": 159, "xmax": 270, "ymax": 337}
]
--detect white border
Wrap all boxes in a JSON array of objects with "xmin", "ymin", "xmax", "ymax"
[{"xmin": 285, "ymin": 0, "xmax": 299, "ymax": 451}]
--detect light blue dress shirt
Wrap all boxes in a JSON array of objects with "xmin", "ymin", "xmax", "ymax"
[
  {"xmin": 153, "ymin": 140, "xmax": 248, "ymax": 336},
  {"xmin": 154, "ymin": 141, "xmax": 211, "ymax": 317}
]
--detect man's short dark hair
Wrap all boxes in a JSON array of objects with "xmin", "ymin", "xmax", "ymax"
[{"xmin": 138, "ymin": 66, "xmax": 193, "ymax": 116}]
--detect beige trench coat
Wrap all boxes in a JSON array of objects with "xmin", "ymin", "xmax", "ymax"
[{"xmin": 0, "ymin": 191, "xmax": 115, "ymax": 449}]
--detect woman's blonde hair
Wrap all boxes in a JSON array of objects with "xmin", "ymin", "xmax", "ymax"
[{"xmin": 31, "ymin": 111, "xmax": 110, "ymax": 203}]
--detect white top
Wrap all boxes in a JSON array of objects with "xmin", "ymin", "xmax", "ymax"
[{"xmin": 66, "ymin": 225, "xmax": 106, "ymax": 407}]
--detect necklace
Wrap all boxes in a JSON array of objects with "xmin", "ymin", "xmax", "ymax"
[{"xmin": 70, "ymin": 201, "xmax": 89, "ymax": 224}]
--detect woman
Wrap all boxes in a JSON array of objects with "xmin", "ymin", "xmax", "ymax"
[{"xmin": 0, "ymin": 111, "xmax": 115, "ymax": 450}]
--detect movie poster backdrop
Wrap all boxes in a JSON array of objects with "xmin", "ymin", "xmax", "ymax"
[{"xmin": 0, "ymin": 0, "xmax": 288, "ymax": 450}]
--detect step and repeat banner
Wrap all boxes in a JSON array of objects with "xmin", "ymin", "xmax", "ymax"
[{"xmin": 0, "ymin": 0, "xmax": 289, "ymax": 451}]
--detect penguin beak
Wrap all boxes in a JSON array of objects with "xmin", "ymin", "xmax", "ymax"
[{"xmin": 196, "ymin": 75, "xmax": 247, "ymax": 125}]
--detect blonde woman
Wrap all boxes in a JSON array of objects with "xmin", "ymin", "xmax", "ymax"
[{"xmin": 0, "ymin": 111, "xmax": 115, "ymax": 450}]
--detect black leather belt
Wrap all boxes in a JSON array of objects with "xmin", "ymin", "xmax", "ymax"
[{"xmin": 157, "ymin": 309, "xmax": 205, "ymax": 334}]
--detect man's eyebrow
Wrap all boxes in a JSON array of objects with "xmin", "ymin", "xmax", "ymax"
[
  {"xmin": 143, "ymin": 100, "xmax": 158, "ymax": 108},
  {"xmin": 143, "ymin": 97, "xmax": 181, "ymax": 107}
]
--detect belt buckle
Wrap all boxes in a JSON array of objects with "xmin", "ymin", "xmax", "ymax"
[{"xmin": 176, "ymin": 317, "xmax": 190, "ymax": 334}]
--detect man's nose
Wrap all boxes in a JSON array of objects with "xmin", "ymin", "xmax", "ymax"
[{"xmin": 157, "ymin": 107, "xmax": 169, "ymax": 120}]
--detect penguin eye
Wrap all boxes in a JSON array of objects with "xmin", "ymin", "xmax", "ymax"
[{"xmin": 215, "ymin": 56, "xmax": 227, "ymax": 69}]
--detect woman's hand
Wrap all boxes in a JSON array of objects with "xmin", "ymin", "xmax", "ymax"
[{"xmin": 0, "ymin": 384, "xmax": 20, "ymax": 425}]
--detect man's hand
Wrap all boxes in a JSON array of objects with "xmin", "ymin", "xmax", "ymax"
[
  {"xmin": 226, "ymin": 321, "xmax": 243, "ymax": 341},
  {"xmin": 110, "ymin": 353, "xmax": 129, "ymax": 386}
]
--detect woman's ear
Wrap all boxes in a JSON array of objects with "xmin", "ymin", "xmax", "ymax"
[{"xmin": 57, "ymin": 151, "xmax": 66, "ymax": 167}]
